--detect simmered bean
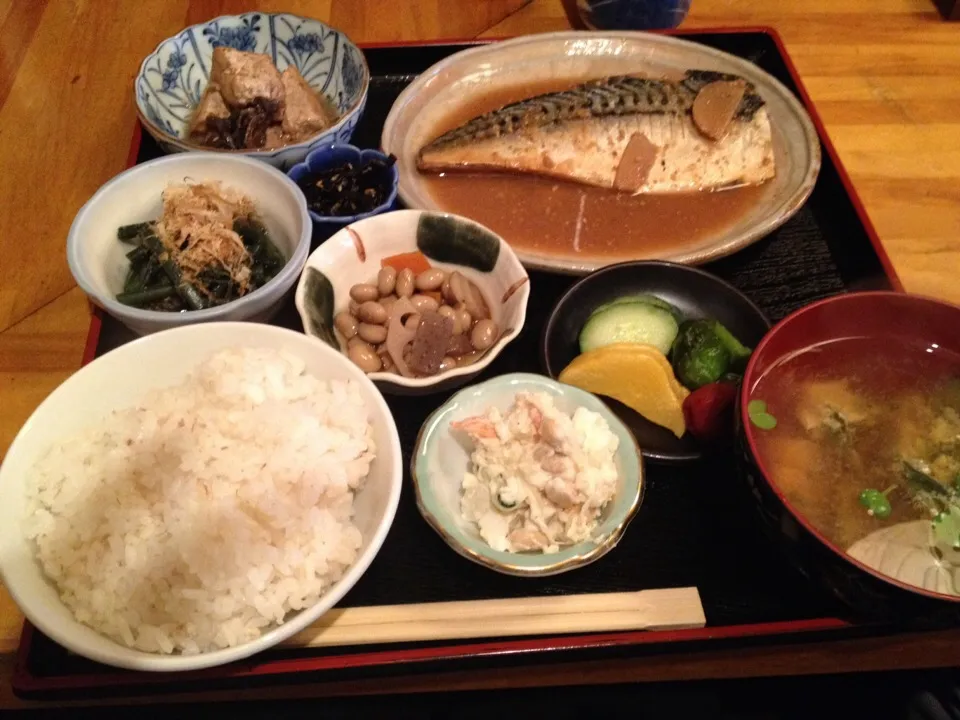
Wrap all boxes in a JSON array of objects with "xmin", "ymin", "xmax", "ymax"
[
  {"xmin": 350, "ymin": 283, "xmax": 379, "ymax": 303},
  {"xmin": 358, "ymin": 323, "xmax": 388, "ymax": 344},
  {"xmin": 334, "ymin": 311, "xmax": 358, "ymax": 339},
  {"xmin": 380, "ymin": 294, "xmax": 398, "ymax": 320},
  {"xmin": 348, "ymin": 342, "xmax": 382, "ymax": 373},
  {"xmin": 410, "ymin": 294, "xmax": 440, "ymax": 313},
  {"xmin": 347, "ymin": 336, "xmax": 371, "ymax": 351},
  {"xmin": 437, "ymin": 305, "xmax": 460, "ymax": 333},
  {"xmin": 357, "ymin": 301, "xmax": 387, "ymax": 324},
  {"xmin": 470, "ymin": 318, "xmax": 498, "ymax": 351},
  {"xmin": 415, "ymin": 267, "xmax": 446, "ymax": 291},
  {"xmin": 337, "ymin": 262, "xmax": 498, "ymax": 378},
  {"xmin": 396, "ymin": 268, "xmax": 415, "ymax": 298},
  {"xmin": 455, "ymin": 306, "xmax": 472, "ymax": 334},
  {"xmin": 447, "ymin": 271, "xmax": 467, "ymax": 304},
  {"xmin": 377, "ymin": 266, "xmax": 397, "ymax": 296}
]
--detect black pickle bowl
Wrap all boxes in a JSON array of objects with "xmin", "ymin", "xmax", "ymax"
[
  {"xmin": 541, "ymin": 260, "xmax": 771, "ymax": 463},
  {"xmin": 737, "ymin": 291, "xmax": 960, "ymax": 623}
]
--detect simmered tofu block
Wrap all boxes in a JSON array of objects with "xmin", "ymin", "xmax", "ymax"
[
  {"xmin": 210, "ymin": 47, "xmax": 283, "ymax": 111},
  {"xmin": 795, "ymin": 379, "xmax": 874, "ymax": 437},
  {"xmin": 263, "ymin": 125, "xmax": 285, "ymax": 149},
  {"xmin": 280, "ymin": 66, "xmax": 336, "ymax": 140},
  {"xmin": 187, "ymin": 86, "xmax": 230, "ymax": 136}
]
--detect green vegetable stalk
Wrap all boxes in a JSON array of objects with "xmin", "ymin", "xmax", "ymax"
[
  {"xmin": 116, "ymin": 285, "xmax": 176, "ymax": 307},
  {"xmin": 116, "ymin": 222, "xmax": 154, "ymax": 242},
  {"xmin": 141, "ymin": 235, "xmax": 206, "ymax": 311}
]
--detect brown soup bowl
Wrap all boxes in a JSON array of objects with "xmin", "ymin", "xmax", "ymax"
[{"xmin": 736, "ymin": 291, "xmax": 960, "ymax": 624}]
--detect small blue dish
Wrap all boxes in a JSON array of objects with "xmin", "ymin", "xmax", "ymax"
[{"xmin": 288, "ymin": 143, "xmax": 399, "ymax": 240}]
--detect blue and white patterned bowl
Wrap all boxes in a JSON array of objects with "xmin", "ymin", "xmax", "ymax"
[{"xmin": 135, "ymin": 13, "xmax": 370, "ymax": 170}]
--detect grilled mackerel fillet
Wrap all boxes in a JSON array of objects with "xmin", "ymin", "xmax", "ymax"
[{"xmin": 417, "ymin": 70, "xmax": 776, "ymax": 193}]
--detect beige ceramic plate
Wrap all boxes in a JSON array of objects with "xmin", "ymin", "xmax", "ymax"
[{"xmin": 381, "ymin": 32, "xmax": 821, "ymax": 275}]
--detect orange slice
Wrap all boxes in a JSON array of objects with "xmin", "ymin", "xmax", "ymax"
[
  {"xmin": 559, "ymin": 344, "xmax": 688, "ymax": 437},
  {"xmin": 602, "ymin": 342, "xmax": 689, "ymax": 404}
]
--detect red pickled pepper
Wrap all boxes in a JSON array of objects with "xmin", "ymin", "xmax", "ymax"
[{"xmin": 682, "ymin": 381, "xmax": 739, "ymax": 444}]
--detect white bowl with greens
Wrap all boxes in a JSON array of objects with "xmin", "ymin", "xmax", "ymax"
[{"xmin": 67, "ymin": 153, "xmax": 310, "ymax": 336}]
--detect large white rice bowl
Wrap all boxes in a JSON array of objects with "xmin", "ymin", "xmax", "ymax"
[{"xmin": 0, "ymin": 323, "xmax": 402, "ymax": 672}]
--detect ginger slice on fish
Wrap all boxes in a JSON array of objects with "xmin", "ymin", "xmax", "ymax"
[
  {"xmin": 614, "ymin": 133, "xmax": 658, "ymax": 193},
  {"xmin": 692, "ymin": 80, "xmax": 748, "ymax": 141}
]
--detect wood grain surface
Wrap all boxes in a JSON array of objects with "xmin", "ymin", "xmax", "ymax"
[{"xmin": 2, "ymin": 0, "xmax": 960, "ymax": 707}]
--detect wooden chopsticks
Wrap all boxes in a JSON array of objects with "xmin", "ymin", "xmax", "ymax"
[{"xmin": 282, "ymin": 587, "xmax": 705, "ymax": 649}]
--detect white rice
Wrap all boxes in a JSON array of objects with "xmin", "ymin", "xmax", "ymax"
[{"xmin": 23, "ymin": 347, "xmax": 376, "ymax": 655}]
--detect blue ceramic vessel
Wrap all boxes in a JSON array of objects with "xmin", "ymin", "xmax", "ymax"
[
  {"xmin": 576, "ymin": 0, "xmax": 692, "ymax": 30},
  {"xmin": 287, "ymin": 143, "xmax": 399, "ymax": 240},
  {"xmin": 135, "ymin": 13, "xmax": 369, "ymax": 169}
]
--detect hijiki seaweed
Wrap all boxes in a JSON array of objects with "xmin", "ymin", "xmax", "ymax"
[
  {"xmin": 296, "ymin": 155, "xmax": 397, "ymax": 217},
  {"xmin": 115, "ymin": 182, "xmax": 285, "ymax": 312}
]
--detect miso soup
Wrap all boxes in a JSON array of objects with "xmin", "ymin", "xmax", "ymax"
[{"xmin": 749, "ymin": 336, "xmax": 960, "ymax": 596}]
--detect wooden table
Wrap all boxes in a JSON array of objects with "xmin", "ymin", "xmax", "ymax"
[{"xmin": 2, "ymin": 0, "xmax": 960, "ymax": 709}]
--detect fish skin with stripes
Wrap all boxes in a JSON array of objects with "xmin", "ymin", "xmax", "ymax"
[{"xmin": 417, "ymin": 70, "xmax": 776, "ymax": 194}]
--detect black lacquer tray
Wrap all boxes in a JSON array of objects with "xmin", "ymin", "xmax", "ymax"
[{"xmin": 13, "ymin": 28, "xmax": 911, "ymax": 701}]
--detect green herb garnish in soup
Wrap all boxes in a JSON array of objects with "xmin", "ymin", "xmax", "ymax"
[
  {"xmin": 749, "ymin": 336, "xmax": 960, "ymax": 594},
  {"xmin": 747, "ymin": 399, "xmax": 777, "ymax": 430}
]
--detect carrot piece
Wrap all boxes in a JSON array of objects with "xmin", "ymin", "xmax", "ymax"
[
  {"xmin": 424, "ymin": 290, "xmax": 442, "ymax": 303},
  {"xmin": 381, "ymin": 251, "xmax": 431, "ymax": 275}
]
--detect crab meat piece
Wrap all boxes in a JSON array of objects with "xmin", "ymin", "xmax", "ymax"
[
  {"xmin": 543, "ymin": 477, "xmax": 578, "ymax": 509},
  {"xmin": 460, "ymin": 475, "xmax": 492, "ymax": 522},
  {"xmin": 507, "ymin": 527, "xmax": 550, "ymax": 552},
  {"xmin": 541, "ymin": 454, "xmax": 575, "ymax": 480},
  {"xmin": 451, "ymin": 416, "xmax": 498, "ymax": 440},
  {"xmin": 505, "ymin": 394, "xmax": 543, "ymax": 437},
  {"xmin": 533, "ymin": 443, "xmax": 554, "ymax": 462},
  {"xmin": 540, "ymin": 417, "xmax": 569, "ymax": 453},
  {"xmin": 517, "ymin": 394, "xmax": 544, "ymax": 430}
]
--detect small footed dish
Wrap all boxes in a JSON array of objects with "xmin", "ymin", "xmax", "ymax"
[
  {"xmin": 412, "ymin": 373, "xmax": 645, "ymax": 576},
  {"xmin": 294, "ymin": 210, "xmax": 530, "ymax": 395}
]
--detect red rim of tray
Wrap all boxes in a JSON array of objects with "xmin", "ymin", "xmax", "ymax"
[{"xmin": 15, "ymin": 25, "xmax": 903, "ymax": 695}]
